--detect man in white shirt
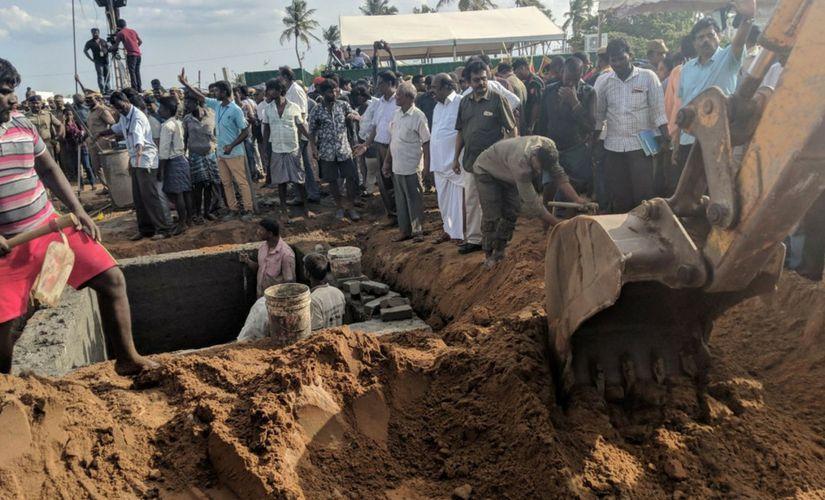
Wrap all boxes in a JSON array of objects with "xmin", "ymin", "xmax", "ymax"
[
  {"xmin": 261, "ymin": 77, "xmax": 314, "ymax": 218},
  {"xmin": 353, "ymin": 85, "xmax": 380, "ymax": 195},
  {"xmin": 382, "ymin": 82, "xmax": 431, "ymax": 242},
  {"xmin": 429, "ymin": 73, "xmax": 464, "ymax": 243},
  {"xmin": 99, "ymin": 90, "xmax": 172, "ymax": 240},
  {"xmin": 359, "ymin": 70, "xmax": 401, "ymax": 225},
  {"xmin": 280, "ymin": 66, "xmax": 320, "ymax": 203},
  {"xmin": 305, "ymin": 253, "xmax": 345, "ymax": 331},
  {"xmin": 594, "ymin": 38, "xmax": 669, "ymax": 213}
]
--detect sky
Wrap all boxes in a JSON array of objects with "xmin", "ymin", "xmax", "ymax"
[{"xmin": 0, "ymin": 0, "xmax": 571, "ymax": 97}]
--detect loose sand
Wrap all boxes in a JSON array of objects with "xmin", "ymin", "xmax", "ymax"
[{"xmin": 2, "ymin": 192, "xmax": 824, "ymax": 499}]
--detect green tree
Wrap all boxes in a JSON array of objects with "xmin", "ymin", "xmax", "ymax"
[
  {"xmin": 578, "ymin": 11, "xmax": 697, "ymax": 56},
  {"xmin": 515, "ymin": 0, "xmax": 554, "ymax": 21},
  {"xmin": 436, "ymin": 0, "xmax": 497, "ymax": 11},
  {"xmin": 322, "ymin": 25, "xmax": 341, "ymax": 46},
  {"xmin": 413, "ymin": 3, "xmax": 437, "ymax": 13},
  {"xmin": 562, "ymin": 0, "xmax": 594, "ymax": 38},
  {"xmin": 280, "ymin": 0, "xmax": 321, "ymax": 78},
  {"xmin": 360, "ymin": 0, "xmax": 399, "ymax": 15}
]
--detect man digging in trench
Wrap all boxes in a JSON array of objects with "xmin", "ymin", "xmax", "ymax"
[
  {"xmin": 0, "ymin": 58, "xmax": 157, "ymax": 375},
  {"xmin": 473, "ymin": 135, "xmax": 589, "ymax": 268}
]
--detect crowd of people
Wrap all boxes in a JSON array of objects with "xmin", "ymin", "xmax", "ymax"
[{"xmin": 11, "ymin": 0, "xmax": 773, "ymax": 270}]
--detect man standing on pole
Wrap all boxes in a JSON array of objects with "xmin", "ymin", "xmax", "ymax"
[
  {"xmin": 83, "ymin": 28, "xmax": 111, "ymax": 94},
  {"xmin": 112, "ymin": 19, "xmax": 143, "ymax": 92}
]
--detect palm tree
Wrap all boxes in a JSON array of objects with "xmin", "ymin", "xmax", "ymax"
[
  {"xmin": 360, "ymin": 0, "xmax": 399, "ymax": 15},
  {"xmin": 435, "ymin": 0, "xmax": 496, "ymax": 11},
  {"xmin": 413, "ymin": 4, "xmax": 437, "ymax": 13},
  {"xmin": 322, "ymin": 25, "xmax": 341, "ymax": 46},
  {"xmin": 280, "ymin": 0, "xmax": 321, "ymax": 78},
  {"xmin": 515, "ymin": 0, "xmax": 553, "ymax": 21},
  {"xmin": 562, "ymin": 0, "xmax": 594, "ymax": 37}
]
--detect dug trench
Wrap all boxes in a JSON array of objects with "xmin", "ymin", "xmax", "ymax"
[{"xmin": 2, "ymin": 199, "xmax": 825, "ymax": 498}]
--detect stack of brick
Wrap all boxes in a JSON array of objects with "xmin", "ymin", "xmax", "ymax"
[{"xmin": 339, "ymin": 278, "xmax": 413, "ymax": 322}]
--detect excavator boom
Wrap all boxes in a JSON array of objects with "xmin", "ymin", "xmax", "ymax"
[{"xmin": 546, "ymin": 0, "xmax": 825, "ymax": 402}]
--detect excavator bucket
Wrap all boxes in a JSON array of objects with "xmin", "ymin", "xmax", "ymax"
[
  {"xmin": 544, "ymin": 199, "xmax": 785, "ymax": 402},
  {"xmin": 544, "ymin": 0, "xmax": 825, "ymax": 405},
  {"xmin": 545, "ymin": 199, "xmax": 714, "ymax": 400}
]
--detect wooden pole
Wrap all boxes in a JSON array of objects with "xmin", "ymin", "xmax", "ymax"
[{"xmin": 72, "ymin": 0, "xmax": 78, "ymax": 94}]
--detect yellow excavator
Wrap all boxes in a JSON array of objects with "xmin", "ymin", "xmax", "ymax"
[{"xmin": 545, "ymin": 0, "xmax": 825, "ymax": 405}]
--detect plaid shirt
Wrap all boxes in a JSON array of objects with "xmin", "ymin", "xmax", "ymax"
[
  {"xmin": 308, "ymin": 99, "xmax": 355, "ymax": 162},
  {"xmin": 595, "ymin": 66, "xmax": 667, "ymax": 153}
]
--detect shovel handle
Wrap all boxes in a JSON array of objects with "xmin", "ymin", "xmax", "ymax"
[{"xmin": 6, "ymin": 214, "xmax": 79, "ymax": 249}]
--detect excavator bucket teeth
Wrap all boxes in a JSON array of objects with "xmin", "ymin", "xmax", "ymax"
[{"xmin": 566, "ymin": 282, "xmax": 711, "ymax": 402}]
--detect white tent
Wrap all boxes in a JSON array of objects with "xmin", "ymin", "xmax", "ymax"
[{"xmin": 339, "ymin": 7, "xmax": 565, "ymax": 61}]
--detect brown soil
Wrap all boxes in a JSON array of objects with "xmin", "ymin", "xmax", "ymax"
[{"xmin": 2, "ymin": 191, "xmax": 825, "ymax": 498}]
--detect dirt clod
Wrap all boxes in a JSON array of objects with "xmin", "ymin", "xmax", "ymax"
[
  {"xmin": 663, "ymin": 458, "xmax": 688, "ymax": 481},
  {"xmin": 453, "ymin": 483, "xmax": 473, "ymax": 499}
]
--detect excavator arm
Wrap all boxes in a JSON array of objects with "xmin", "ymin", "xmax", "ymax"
[{"xmin": 546, "ymin": 0, "xmax": 825, "ymax": 402}]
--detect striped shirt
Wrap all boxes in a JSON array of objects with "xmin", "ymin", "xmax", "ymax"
[
  {"xmin": 0, "ymin": 112, "xmax": 53, "ymax": 237},
  {"xmin": 595, "ymin": 66, "xmax": 668, "ymax": 153}
]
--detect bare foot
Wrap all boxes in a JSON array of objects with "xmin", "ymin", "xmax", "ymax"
[{"xmin": 114, "ymin": 356, "xmax": 160, "ymax": 376}]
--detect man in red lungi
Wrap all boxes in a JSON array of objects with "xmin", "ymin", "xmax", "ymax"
[{"xmin": 0, "ymin": 58, "xmax": 157, "ymax": 375}]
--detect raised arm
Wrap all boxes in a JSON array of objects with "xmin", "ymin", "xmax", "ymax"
[
  {"xmin": 731, "ymin": 0, "xmax": 757, "ymax": 58},
  {"xmin": 384, "ymin": 42, "xmax": 397, "ymax": 74},
  {"xmin": 74, "ymin": 74, "xmax": 89, "ymax": 94},
  {"xmin": 177, "ymin": 67, "xmax": 207, "ymax": 103}
]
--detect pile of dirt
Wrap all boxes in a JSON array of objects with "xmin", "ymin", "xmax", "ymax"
[
  {"xmin": 4, "ymin": 206, "xmax": 825, "ymax": 498},
  {"xmin": 713, "ymin": 273, "xmax": 825, "ymax": 436},
  {"xmin": 0, "ymin": 374, "xmax": 156, "ymax": 498}
]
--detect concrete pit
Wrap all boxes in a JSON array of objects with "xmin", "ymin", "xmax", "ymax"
[
  {"xmin": 13, "ymin": 242, "xmax": 429, "ymax": 376},
  {"xmin": 13, "ymin": 243, "xmax": 259, "ymax": 376}
]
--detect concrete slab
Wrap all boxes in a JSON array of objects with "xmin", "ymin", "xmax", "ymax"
[
  {"xmin": 13, "ymin": 288, "xmax": 107, "ymax": 377},
  {"xmin": 364, "ymin": 291, "xmax": 400, "ymax": 317},
  {"xmin": 380, "ymin": 305, "xmax": 414, "ymax": 321},
  {"xmin": 348, "ymin": 316, "xmax": 432, "ymax": 336},
  {"xmin": 361, "ymin": 281, "xmax": 390, "ymax": 296},
  {"xmin": 342, "ymin": 281, "xmax": 361, "ymax": 297}
]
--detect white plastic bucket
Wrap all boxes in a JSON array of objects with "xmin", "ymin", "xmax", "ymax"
[
  {"xmin": 327, "ymin": 246, "xmax": 362, "ymax": 280},
  {"xmin": 264, "ymin": 283, "xmax": 312, "ymax": 346}
]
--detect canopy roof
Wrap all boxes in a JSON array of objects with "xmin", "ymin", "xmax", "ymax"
[{"xmin": 339, "ymin": 7, "xmax": 565, "ymax": 60}]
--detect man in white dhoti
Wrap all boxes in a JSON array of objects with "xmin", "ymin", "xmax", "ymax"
[{"xmin": 429, "ymin": 73, "xmax": 464, "ymax": 243}]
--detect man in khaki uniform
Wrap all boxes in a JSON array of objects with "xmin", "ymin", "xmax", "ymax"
[
  {"xmin": 26, "ymin": 95, "xmax": 64, "ymax": 159},
  {"xmin": 85, "ymin": 92, "xmax": 116, "ymax": 187},
  {"xmin": 473, "ymin": 135, "xmax": 588, "ymax": 268},
  {"xmin": 497, "ymin": 62, "xmax": 527, "ymax": 113}
]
